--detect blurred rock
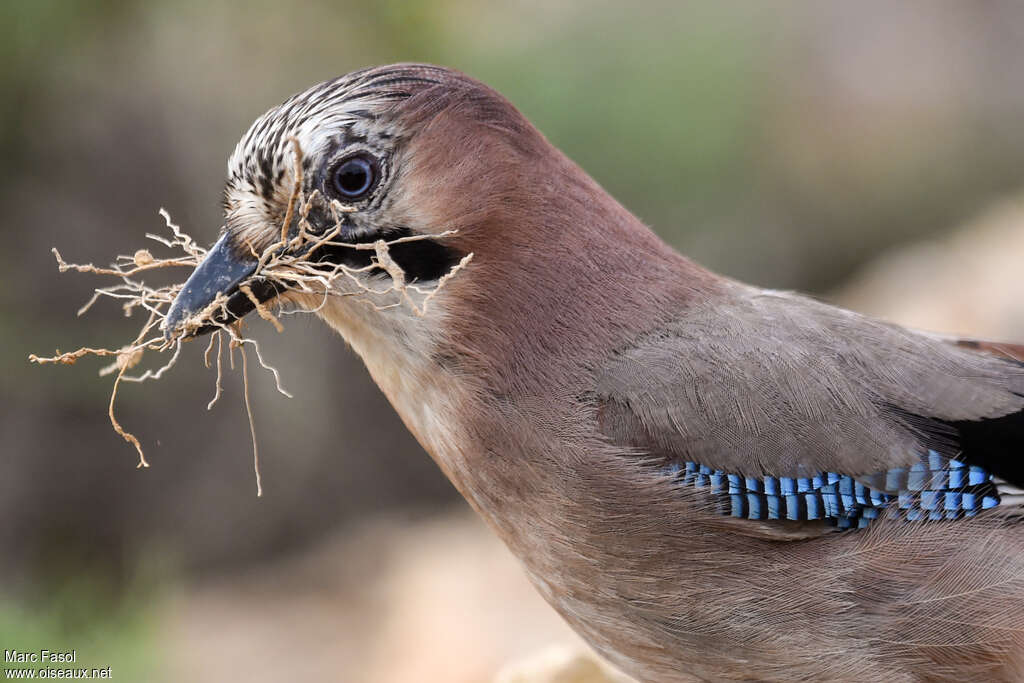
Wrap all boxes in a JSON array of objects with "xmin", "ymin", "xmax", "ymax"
[
  {"xmin": 834, "ymin": 196, "xmax": 1024, "ymax": 340},
  {"xmin": 495, "ymin": 644, "xmax": 630, "ymax": 683}
]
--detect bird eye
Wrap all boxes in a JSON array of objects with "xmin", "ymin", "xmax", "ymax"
[{"xmin": 329, "ymin": 154, "xmax": 377, "ymax": 200}]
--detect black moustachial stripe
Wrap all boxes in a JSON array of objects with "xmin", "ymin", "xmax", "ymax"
[{"xmin": 311, "ymin": 227, "xmax": 464, "ymax": 284}]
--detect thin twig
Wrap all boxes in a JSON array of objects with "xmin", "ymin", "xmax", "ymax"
[
  {"xmin": 279, "ymin": 137, "xmax": 304, "ymax": 244},
  {"xmin": 240, "ymin": 284, "xmax": 284, "ymax": 333},
  {"xmin": 110, "ymin": 357, "xmax": 149, "ymax": 468},
  {"xmin": 208, "ymin": 331, "xmax": 224, "ymax": 410},
  {"xmin": 239, "ymin": 342, "xmax": 263, "ymax": 497}
]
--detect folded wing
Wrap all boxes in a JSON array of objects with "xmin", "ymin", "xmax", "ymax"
[{"xmin": 594, "ymin": 286, "xmax": 1024, "ymax": 528}]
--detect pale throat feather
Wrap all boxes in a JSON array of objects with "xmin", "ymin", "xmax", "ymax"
[{"xmin": 311, "ymin": 292, "xmax": 471, "ymax": 484}]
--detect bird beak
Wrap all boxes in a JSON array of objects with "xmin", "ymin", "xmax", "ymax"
[{"xmin": 163, "ymin": 233, "xmax": 279, "ymax": 340}]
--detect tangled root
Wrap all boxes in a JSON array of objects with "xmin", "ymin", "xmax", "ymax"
[{"xmin": 29, "ymin": 141, "xmax": 472, "ymax": 494}]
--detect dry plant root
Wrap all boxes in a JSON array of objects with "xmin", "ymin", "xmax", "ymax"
[{"xmin": 29, "ymin": 144, "xmax": 472, "ymax": 494}]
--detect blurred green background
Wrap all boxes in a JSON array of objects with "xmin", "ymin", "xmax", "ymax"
[{"xmin": 3, "ymin": 1, "xmax": 1024, "ymax": 680}]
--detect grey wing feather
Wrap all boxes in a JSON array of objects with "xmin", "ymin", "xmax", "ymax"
[{"xmin": 595, "ymin": 284, "xmax": 1024, "ymax": 483}]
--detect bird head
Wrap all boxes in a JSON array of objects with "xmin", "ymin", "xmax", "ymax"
[{"xmin": 163, "ymin": 64, "xmax": 567, "ymax": 351}]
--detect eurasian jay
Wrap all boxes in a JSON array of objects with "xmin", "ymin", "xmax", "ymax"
[{"xmin": 165, "ymin": 64, "xmax": 1024, "ymax": 682}]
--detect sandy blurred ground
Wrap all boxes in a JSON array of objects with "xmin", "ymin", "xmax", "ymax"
[
  {"xmin": 155, "ymin": 195, "xmax": 1024, "ymax": 682},
  {"xmin": 159, "ymin": 510, "xmax": 625, "ymax": 683}
]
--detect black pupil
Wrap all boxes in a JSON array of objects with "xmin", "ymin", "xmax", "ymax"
[{"xmin": 334, "ymin": 157, "xmax": 373, "ymax": 198}]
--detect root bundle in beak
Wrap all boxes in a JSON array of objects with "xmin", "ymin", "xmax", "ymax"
[{"xmin": 29, "ymin": 145, "xmax": 472, "ymax": 495}]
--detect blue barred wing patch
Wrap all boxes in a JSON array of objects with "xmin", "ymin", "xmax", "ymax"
[{"xmin": 666, "ymin": 451, "xmax": 1001, "ymax": 529}]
